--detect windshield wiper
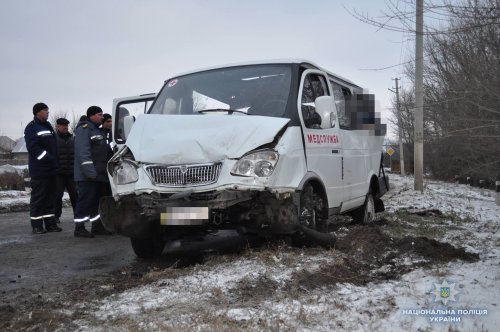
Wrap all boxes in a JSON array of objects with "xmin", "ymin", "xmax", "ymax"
[{"xmin": 197, "ymin": 108, "xmax": 249, "ymax": 115}]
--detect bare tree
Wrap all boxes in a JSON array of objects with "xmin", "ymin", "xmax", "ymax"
[
  {"xmin": 353, "ymin": 0, "xmax": 500, "ymax": 183},
  {"xmin": 421, "ymin": 0, "xmax": 500, "ymax": 182}
]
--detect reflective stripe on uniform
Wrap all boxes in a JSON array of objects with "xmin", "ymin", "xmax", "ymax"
[
  {"xmin": 31, "ymin": 214, "xmax": 54, "ymax": 220},
  {"xmin": 81, "ymin": 161, "xmax": 93, "ymax": 165},
  {"xmin": 89, "ymin": 214, "xmax": 100, "ymax": 222},
  {"xmin": 37, "ymin": 130, "xmax": 51, "ymax": 136},
  {"xmin": 37, "ymin": 150, "xmax": 47, "ymax": 160},
  {"xmin": 74, "ymin": 217, "xmax": 89, "ymax": 222}
]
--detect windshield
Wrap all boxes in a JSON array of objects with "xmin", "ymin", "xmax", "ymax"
[{"xmin": 149, "ymin": 64, "xmax": 292, "ymax": 118}]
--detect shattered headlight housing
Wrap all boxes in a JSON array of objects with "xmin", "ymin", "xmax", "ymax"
[
  {"xmin": 112, "ymin": 160, "xmax": 139, "ymax": 185},
  {"xmin": 108, "ymin": 146, "xmax": 139, "ymax": 185},
  {"xmin": 231, "ymin": 149, "xmax": 279, "ymax": 177}
]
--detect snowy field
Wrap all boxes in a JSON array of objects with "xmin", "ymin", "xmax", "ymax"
[
  {"xmin": 2, "ymin": 173, "xmax": 499, "ymax": 331},
  {"xmin": 71, "ymin": 174, "xmax": 499, "ymax": 331}
]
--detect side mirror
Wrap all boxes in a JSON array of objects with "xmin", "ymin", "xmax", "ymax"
[
  {"xmin": 315, "ymin": 96, "xmax": 336, "ymax": 129},
  {"xmin": 123, "ymin": 115, "xmax": 136, "ymax": 139}
]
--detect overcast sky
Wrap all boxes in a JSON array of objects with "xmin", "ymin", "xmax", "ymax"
[{"xmin": 0, "ymin": 0, "xmax": 410, "ymax": 139}]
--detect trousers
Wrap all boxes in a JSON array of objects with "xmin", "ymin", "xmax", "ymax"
[
  {"xmin": 55, "ymin": 174, "xmax": 78, "ymax": 218},
  {"xmin": 74, "ymin": 181, "xmax": 108, "ymax": 223},
  {"xmin": 30, "ymin": 177, "xmax": 58, "ymax": 228}
]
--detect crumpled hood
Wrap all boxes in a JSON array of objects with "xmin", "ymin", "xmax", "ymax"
[{"xmin": 125, "ymin": 114, "xmax": 289, "ymax": 164}]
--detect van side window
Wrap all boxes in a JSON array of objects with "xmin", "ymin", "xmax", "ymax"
[
  {"xmin": 301, "ymin": 74, "xmax": 329, "ymax": 129},
  {"xmin": 330, "ymin": 81, "xmax": 352, "ymax": 129}
]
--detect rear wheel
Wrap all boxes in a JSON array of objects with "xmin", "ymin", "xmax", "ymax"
[
  {"xmin": 352, "ymin": 193, "xmax": 375, "ymax": 224},
  {"xmin": 130, "ymin": 237, "xmax": 166, "ymax": 258}
]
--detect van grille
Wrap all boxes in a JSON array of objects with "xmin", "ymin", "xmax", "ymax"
[{"xmin": 145, "ymin": 162, "xmax": 222, "ymax": 187}]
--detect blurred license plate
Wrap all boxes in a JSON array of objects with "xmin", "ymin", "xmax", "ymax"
[{"xmin": 160, "ymin": 207, "xmax": 209, "ymax": 225}]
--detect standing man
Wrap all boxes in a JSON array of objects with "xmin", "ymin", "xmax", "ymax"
[
  {"xmin": 102, "ymin": 113, "xmax": 113, "ymax": 154},
  {"xmin": 54, "ymin": 118, "xmax": 78, "ymax": 222},
  {"xmin": 101, "ymin": 113, "xmax": 114, "ymax": 197},
  {"xmin": 24, "ymin": 103, "xmax": 62, "ymax": 234},
  {"xmin": 73, "ymin": 106, "xmax": 112, "ymax": 237}
]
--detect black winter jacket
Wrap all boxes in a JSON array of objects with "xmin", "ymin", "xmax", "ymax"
[
  {"xmin": 24, "ymin": 117, "xmax": 59, "ymax": 179},
  {"xmin": 56, "ymin": 131, "xmax": 75, "ymax": 175},
  {"xmin": 74, "ymin": 119, "xmax": 109, "ymax": 182}
]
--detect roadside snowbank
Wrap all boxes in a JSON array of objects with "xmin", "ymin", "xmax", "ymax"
[{"xmin": 70, "ymin": 174, "xmax": 499, "ymax": 331}]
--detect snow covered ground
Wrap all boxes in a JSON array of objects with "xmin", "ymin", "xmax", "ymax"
[
  {"xmin": 2, "ymin": 173, "xmax": 498, "ymax": 331},
  {"xmin": 0, "ymin": 164, "xmax": 30, "ymax": 212},
  {"xmin": 65, "ymin": 174, "xmax": 498, "ymax": 331},
  {"xmin": 0, "ymin": 190, "xmax": 31, "ymax": 212},
  {"xmin": 0, "ymin": 190, "xmax": 72, "ymax": 213},
  {"xmin": 0, "ymin": 164, "xmax": 73, "ymax": 212}
]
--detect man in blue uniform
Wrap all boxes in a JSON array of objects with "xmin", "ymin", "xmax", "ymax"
[
  {"xmin": 73, "ymin": 106, "xmax": 112, "ymax": 237},
  {"xmin": 24, "ymin": 103, "xmax": 63, "ymax": 234}
]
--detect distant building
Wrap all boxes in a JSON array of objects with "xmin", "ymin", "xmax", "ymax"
[
  {"xmin": 12, "ymin": 137, "xmax": 28, "ymax": 161},
  {"xmin": 0, "ymin": 136, "xmax": 15, "ymax": 158}
]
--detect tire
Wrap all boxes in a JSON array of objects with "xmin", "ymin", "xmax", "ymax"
[
  {"xmin": 352, "ymin": 193, "xmax": 376, "ymax": 224},
  {"xmin": 130, "ymin": 237, "xmax": 166, "ymax": 258},
  {"xmin": 292, "ymin": 183, "xmax": 330, "ymax": 247}
]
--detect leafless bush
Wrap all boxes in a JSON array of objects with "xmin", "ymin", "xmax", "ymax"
[{"xmin": 0, "ymin": 172, "xmax": 24, "ymax": 190}]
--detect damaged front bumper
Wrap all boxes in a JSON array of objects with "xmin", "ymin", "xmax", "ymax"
[{"xmin": 100, "ymin": 188, "xmax": 300, "ymax": 239}]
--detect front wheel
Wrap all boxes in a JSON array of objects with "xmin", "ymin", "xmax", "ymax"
[
  {"xmin": 130, "ymin": 237, "xmax": 166, "ymax": 258},
  {"xmin": 352, "ymin": 193, "xmax": 376, "ymax": 224},
  {"xmin": 292, "ymin": 184, "xmax": 335, "ymax": 247}
]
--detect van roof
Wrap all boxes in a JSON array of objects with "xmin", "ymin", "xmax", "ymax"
[{"xmin": 168, "ymin": 59, "xmax": 360, "ymax": 88}]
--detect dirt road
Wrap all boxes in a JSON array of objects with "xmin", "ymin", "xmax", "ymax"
[
  {"xmin": 0, "ymin": 208, "xmax": 135, "ymax": 295},
  {"xmin": 0, "ymin": 207, "xmax": 251, "ymax": 331},
  {"xmin": 0, "ymin": 208, "xmax": 249, "ymax": 294}
]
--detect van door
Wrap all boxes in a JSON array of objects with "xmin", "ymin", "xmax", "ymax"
[
  {"xmin": 112, "ymin": 94, "xmax": 156, "ymax": 148},
  {"xmin": 298, "ymin": 69, "xmax": 344, "ymax": 208}
]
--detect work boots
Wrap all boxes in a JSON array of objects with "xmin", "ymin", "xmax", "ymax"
[
  {"xmin": 91, "ymin": 220, "xmax": 113, "ymax": 236},
  {"xmin": 46, "ymin": 224, "xmax": 62, "ymax": 232},
  {"xmin": 74, "ymin": 223, "xmax": 94, "ymax": 238},
  {"xmin": 32, "ymin": 226, "xmax": 46, "ymax": 234}
]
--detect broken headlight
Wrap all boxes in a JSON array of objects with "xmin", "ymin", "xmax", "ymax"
[
  {"xmin": 231, "ymin": 149, "xmax": 279, "ymax": 177},
  {"xmin": 112, "ymin": 160, "xmax": 139, "ymax": 185},
  {"xmin": 108, "ymin": 146, "xmax": 139, "ymax": 185}
]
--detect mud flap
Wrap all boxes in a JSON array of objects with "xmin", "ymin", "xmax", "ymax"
[
  {"xmin": 374, "ymin": 198, "xmax": 385, "ymax": 213},
  {"xmin": 378, "ymin": 175, "xmax": 389, "ymax": 197}
]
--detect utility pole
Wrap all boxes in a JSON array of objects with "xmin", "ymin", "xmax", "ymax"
[
  {"xmin": 389, "ymin": 78, "xmax": 405, "ymax": 176},
  {"xmin": 414, "ymin": 0, "xmax": 424, "ymax": 192}
]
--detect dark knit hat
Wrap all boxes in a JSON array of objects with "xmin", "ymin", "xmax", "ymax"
[
  {"xmin": 87, "ymin": 106, "xmax": 103, "ymax": 117},
  {"xmin": 56, "ymin": 118, "xmax": 70, "ymax": 125},
  {"xmin": 33, "ymin": 103, "xmax": 48, "ymax": 115},
  {"xmin": 103, "ymin": 113, "xmax": 112, "ymax": 122}
]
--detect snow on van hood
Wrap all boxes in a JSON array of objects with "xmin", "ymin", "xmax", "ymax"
[{"xmin": 125, "ymin": 114, "xmax": 290, "ymax": 164}]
